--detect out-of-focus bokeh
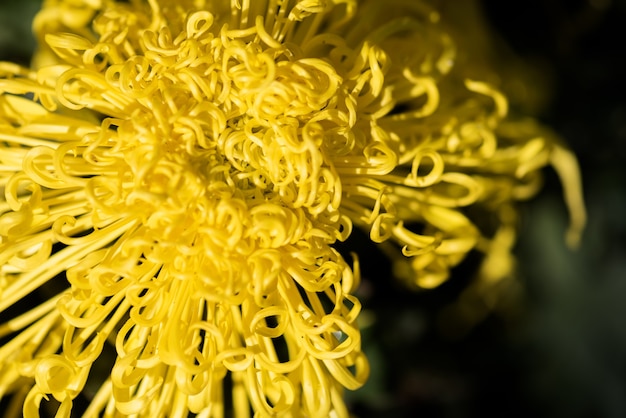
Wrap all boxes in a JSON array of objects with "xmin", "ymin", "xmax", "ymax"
[
  {"xmin": 1, "ymin": 0, "xmax": 624, "ymax": 417},
  {"xmin": 0, "ymin": 0, "xmax": 39, "ymax": 65}
]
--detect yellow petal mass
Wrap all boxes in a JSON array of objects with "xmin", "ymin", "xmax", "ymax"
[{"xmin": 0, "ymin": 0, "xmax": 585, "ymax": 416}]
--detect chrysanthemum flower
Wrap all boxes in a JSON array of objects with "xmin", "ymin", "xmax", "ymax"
[{"xmin": 0, "ymin": 0, "xmax": 585, "ymax": 416}]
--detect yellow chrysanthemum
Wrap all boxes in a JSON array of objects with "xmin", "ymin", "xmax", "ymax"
[{"xmin": 0, "ymin": 0, "xmax": 584, "ymax": 417}]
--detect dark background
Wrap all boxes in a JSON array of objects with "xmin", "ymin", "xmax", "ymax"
[{"xmin": 1, "ymin": 0, "xmax": 625, "ymax": 417}]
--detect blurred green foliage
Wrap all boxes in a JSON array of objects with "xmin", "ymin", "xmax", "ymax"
[{"xmin": 0, "ymin": 0, "xmax": 40, "ymax": 64}]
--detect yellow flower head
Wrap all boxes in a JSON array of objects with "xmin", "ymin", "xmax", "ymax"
[{"xmin": 0, "ymin": 0, "xmax": 584, "ymax": 416}]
